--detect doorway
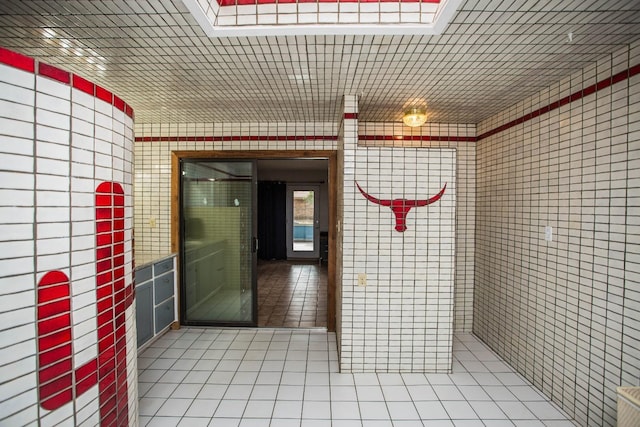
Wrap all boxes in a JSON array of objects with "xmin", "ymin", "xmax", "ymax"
[
  {"xmin": 286, "ymin": 185, "xmax": 320, "ymax": 259},
  {"xmin": 171, "ymin": 150, "xmax": 337, "ymax": 331}
]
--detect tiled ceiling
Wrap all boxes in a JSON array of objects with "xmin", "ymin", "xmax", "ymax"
[{"xmin": 0, "ymin": 0, "xmax": 639, "ymax": 124}]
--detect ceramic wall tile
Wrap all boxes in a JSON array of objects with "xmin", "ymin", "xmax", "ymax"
[
  {"xmin": 0, "ymin": 49, "xmax": 137, "ymax": 426},
  {"xmin": 474, "ymin": 41, "xmax": 640, "ymax": 426}
]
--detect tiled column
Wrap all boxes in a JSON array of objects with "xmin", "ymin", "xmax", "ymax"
[
  {"xmin": 340, "ymin": 95, "xmax": 456, "ymax": 373},
  {"xmin": 0, "ymin": 48, "xmax": 136, "ymax": 426},
  {"xmin": 339, "ymin": 95, "xmax": 359, "ymax": 371}
]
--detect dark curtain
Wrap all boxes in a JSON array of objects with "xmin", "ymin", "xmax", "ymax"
[{"xmin": 257, "ymin": 181, "xmax": 287, "ymax": 260}]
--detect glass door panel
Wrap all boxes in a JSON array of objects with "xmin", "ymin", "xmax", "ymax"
[
  {"xmin": 180, "ymin": 160, "xmax": 256, "ymax": 325},
  {"xmin": 286, "ymin": 185, "xmax": 320, "ymax": 259}
]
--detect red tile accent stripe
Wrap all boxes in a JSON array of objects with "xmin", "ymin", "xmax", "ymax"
[
  {"xmin": 359, "ymin": 135, "xmax": 476, "ymax": 142},
  {"xmin": 38, "ymin": 63, "xmax": 71, "ymax": 84},
  {"xmin": 96, "ymin": 85, "xmax": 113, "ymax": 104},
  {"xmin": 0, "ymin": 48, "xmax": 134, "ymax": 119},
  {"xmin": 124, "ymin": 104, "xmax": 134, "ymax": 119},
  {"xmin": 0, "ymin": 46, "xmax": 35, "ymax": 73},
  {"xmin": 73, "ymin": 74, "xmax": 95, "ymax": 96},
  {"xmin": 344, "ymin": 113, "xmax": 358, "ymax": 120},
  {"xmin": 135, "ymin": 135, "xmax": 339, "ymax": 142},
  {"xmin": 477, "ymin": 63, "xmax": 640, "ymax": 141},
  {"xmin": 136, "ymin": 134, "xmax": 468, "ymax": 142},
  {"xmin": 114, "ymin": 95, "xmax": 125, "ymax": 112}
]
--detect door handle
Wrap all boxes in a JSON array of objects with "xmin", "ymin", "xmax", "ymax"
[{"xmin": 252, "ymin": 237, "xmax": 259, "ymax": 253}]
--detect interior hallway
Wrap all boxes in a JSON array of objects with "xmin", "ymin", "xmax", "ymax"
[
  {"xmin": 258, "ymin": 261, "xmax": 327, "ymax": 329},
  {"xmin": 137, "ymin": 328, "xmax": 576, "ymax": 426}
]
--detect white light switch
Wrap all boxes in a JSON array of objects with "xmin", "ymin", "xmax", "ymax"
[{"xmin": 545, "ymin": 226, "xmax": 553, "ymax": 242}]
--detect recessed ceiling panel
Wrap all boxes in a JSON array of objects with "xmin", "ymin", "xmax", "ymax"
[{"xmin": 183, "ymin": 0, "xmax": 460, "ymax": 36}]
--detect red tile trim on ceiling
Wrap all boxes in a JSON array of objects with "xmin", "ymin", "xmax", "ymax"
[
  {"xmin": 0, "ymin": 47, "xmax": 134, "ymax": 119},
  {"xmin": 218, "ymin": 0, "xmax": 438, "ymax": 5}
]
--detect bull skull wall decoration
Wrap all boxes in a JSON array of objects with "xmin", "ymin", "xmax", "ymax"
[{"xmin": 356, "ymin": 181, "xmax": 447, "ymax": 232}]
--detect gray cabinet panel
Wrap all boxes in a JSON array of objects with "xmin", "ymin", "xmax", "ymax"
[
  {"xmin": 136, "ymin": 265, "xmax": 152, "ymax": 284},
  {"xmin": 136, "ymin": 282, "xmax": 153, "ymax": 346},
  {"xmin": 136, "ymin": 254, "xmax": 177, "ymax": 348},
  {"xmin": 155, "ymin": 297, "xmax": 174, "ymax": 333},
  {"xmin": 154, "ymin": 258, "xmax": 173, "ymax": 276},
  {"xmin": 154, "ymin": 271, "xmax": 174, "ymax": 304}
]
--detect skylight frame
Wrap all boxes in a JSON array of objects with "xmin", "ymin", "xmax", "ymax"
[{"xmin": 182, "ymin": 0, "xmax": 462, "ymax": 36}]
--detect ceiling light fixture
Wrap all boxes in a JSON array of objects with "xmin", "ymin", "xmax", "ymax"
[{"xmin": 403, "ymin": 107, "xmax": 427, "ymax": 127}]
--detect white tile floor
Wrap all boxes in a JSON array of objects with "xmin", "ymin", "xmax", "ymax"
[{"xmin": 138, "ymin": 329, "xmax": 577, "ymax": 427}]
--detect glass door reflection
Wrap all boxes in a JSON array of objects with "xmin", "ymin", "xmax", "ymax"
[{"xmin": 180, "ymin": 160, "xmax": 256, "ymax": 325}]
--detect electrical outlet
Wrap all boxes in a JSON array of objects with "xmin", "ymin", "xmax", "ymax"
[
  {"xmin": 357, "ymin": 273, "xmax": 367, "ymax": 286},
  {"xmin": 149, "ymin": 217, "xmax": 156, "ymax": 228}
]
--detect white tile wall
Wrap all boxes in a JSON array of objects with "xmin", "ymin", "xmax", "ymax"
[
  {"xmin": 0, "ymin": 62, "xmax": 38, "ymax": 426},
  {"xmin": 359, "ymin": 123, "xmax": 476, "ymax": 333},
  {"xmin": 132, "ymin": 122, "xmax": 338, "ymax": 262},
  {"xmin": 0, "ymin": 53, "xmax": 137, "ymax": 425},
  {"xmin": 134, "ymin": 115, "xmax": 477, "ymax": 375},
  {"xmin": 474, "ymin": 41, "xmax": 640, "ymax": 426}
]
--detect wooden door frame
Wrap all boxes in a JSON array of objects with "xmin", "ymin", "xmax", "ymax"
[{"xmin": 171, "ymin": 150, "xmax": 337, "ymax": 332}]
